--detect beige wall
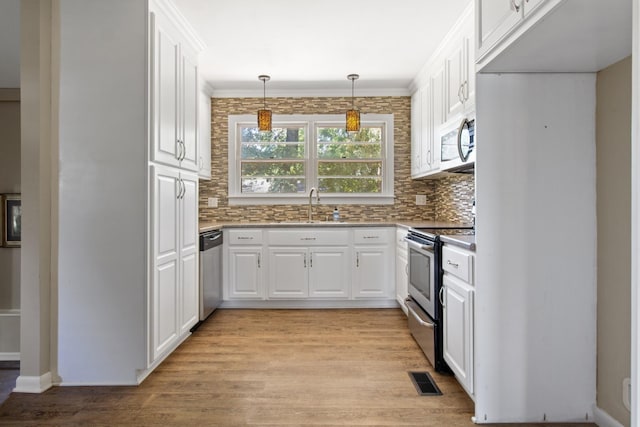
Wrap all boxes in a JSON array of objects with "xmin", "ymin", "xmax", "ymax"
[
  {"xmin": 596, "ymin": 56, "xmax": 631, "ymax": 426},
  {"xmin": 199, "ymin": 96, "xmax": 474, "ymax": 223},
  {"xmin": 0, "ymin": 89, "xmax": 21, "ymax": 311}
]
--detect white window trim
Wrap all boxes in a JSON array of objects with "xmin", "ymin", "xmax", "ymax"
[{"xmin": 228, "ymin": 114, "xmax": 395, "ymax": 205}]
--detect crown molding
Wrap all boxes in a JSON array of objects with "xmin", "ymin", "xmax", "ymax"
[{"xmin": 211, "ymin": 87, "xmax": 411, "ymax": 98}]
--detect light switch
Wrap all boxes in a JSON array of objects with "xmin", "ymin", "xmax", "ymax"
[
  {"xmin": 416, "ymin": 195, "xmax": 427, "ymax": 206},
  {"xmin": 207, "ymin": 197, "xmax": 218, "ymax": 208}
]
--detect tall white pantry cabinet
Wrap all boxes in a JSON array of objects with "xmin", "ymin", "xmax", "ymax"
[{"xmin": 56, "ymin": 0, "xmax": 202, "ymax": 385}]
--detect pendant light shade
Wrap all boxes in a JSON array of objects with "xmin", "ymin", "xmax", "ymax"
[
  {"xmin": 346, "ymin": 74, "xmax": 360, "ymax": 132},
  {"xmin": 258, "ymin": 75, "xmax": 272, "ymax": 131}
]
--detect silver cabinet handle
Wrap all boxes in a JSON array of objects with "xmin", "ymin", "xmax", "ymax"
[
  {"xmin": 458, "ymin": 84, "xmax": 464, "ymax": 104},
  {"xmin": 427, "ymin": 149, "xmax": 431, "ymax": 166},
  {"xmin": 300, "ymin": 237, "xmax": 316, "ymax": 241},
  {"xmin": 176, "ymin": 140, "xmax": 183, "ymax": 161},
  {"xmin": 175, "ymin": 179, "xmax": 181, "ymax": 199},
  {"xmin": 405, "ymin": 263, "xmax": 409, "ymax": 276},
  {"xmin": 178, "ymin": 179, "xmax": 187, "ymax": 200},
  {"xmin": 447, "ymin": 260, "xmax": 459, "ymax": 268},
  {"xmin": 405, "ymin": 298, "xmax": 435, "ymax": 328},
  {"xmin": 363, "ymin": 236, "xmax": 379, "ymax": 240},
  {"xmin": 463, "ymin": 80, "xmax": 469, "ymax": 101},
  {"xmin": 356, "ymin": 252, "xmax": 359, "ymax": 268},
  {"xmin": 304, "ymin": 253, "xmax": 307, "ymax": 268},
  {"xmin": 439, "ymin": 286, "xmax": 445, "ymax": 308},
  {"xmin": 257, "ymin": 253, "xmax": 261, "ymax": 268},
  {"xmin": 310, "ymin": 253, "xmax": 313, "ymax": 268},
  {"xmin": 237, "ymin": 236, "xmax": 254, "ymax": 240},
  {"xmin": 511, "ymin": 0, "xmax": 521, "ymax": 12},
  {"xmin": 181, "ymin": 140, "xmax": 186, "ymax": 161}
]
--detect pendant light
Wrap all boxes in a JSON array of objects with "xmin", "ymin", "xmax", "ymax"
[
  {"xmin": 346, "ymin": 73, "xmax": 360, "ymax": 132},
  {"xmin": 257, "ymin": 75, "xmax": 272, "ymax": 131}
]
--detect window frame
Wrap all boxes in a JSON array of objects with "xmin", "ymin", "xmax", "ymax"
[{"xmin": 228, "ymin": 114, "xmax": 394, "ymax": 205}]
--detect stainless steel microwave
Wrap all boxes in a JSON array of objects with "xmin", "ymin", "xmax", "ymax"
[{"xmin": 440, "ymin": 117, "xmax": 475, "ymax": 172}]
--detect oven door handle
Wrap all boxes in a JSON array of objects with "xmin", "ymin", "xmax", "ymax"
[
  {"xmin": 404, "ymin": 298, "xmax": 435, "ymax": 328},
  {"xmin": 405, "ymin": 238, "xmax": 435, "ymax": 253}
]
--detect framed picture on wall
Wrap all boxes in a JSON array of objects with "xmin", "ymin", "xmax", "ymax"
[{"xmin": 2, "ymin": 194, "xmax": 21, "ymax": 248}]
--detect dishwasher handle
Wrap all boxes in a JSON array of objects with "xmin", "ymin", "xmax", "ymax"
[{"xmin": 200, "ymin": 230, "xmax": 223, "ymax": 251}]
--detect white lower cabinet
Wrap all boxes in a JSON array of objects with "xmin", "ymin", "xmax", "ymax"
[
  {"xmin": 268, "ymin": 246, "xmax": 350, "ymax": 299},
  {"xmin": 309, "ymin": 247, "xmax": 350, "ymax": 298},
  {"xmin": 353, "ymin": 228, "xmax": 394, "ymax": 299},
  {"xmin": 228, "ymin": 247, "xmax": 263, "ymax": 299},
  {"xmin": 150, "ymin": 165, "xmax": 198, "ymax": 363},
  {"xmin": 268, "ymin": 248, "xmax": 309, "ymax": 298},
  {"xmin": 395, "ymin": 228, "xmax": 409, "ymax": 309},
  {"xmin": 442, "ymin": 244, "xmax": 475, "ymax": 397},
  {"xmin": 225, "ymin": 227, "xmax": 395, "ymax": 303}
]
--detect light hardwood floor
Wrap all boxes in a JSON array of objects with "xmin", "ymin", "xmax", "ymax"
[{"xmin": 0, "ymin": 309, "xmax": 595, "ymax": 426}]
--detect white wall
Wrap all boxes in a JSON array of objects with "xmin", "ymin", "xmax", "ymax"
[
  {"xmin": 596, "ymin": 56, "xmax": 632, "ymax": 427},
  {"xmin": 0, "ymin": 0, "xmax": 20, "ymax": 88},
  {"xmin": 56, "ymin": 0, "xmax": 148, "ymax": 385},
  {"xmin": 475, "ymin": 73, "xmax": 597, "ymax": 423},
  {"xmin": 0, "ymin": 90, "xmax": 21, "ymax": 359}
]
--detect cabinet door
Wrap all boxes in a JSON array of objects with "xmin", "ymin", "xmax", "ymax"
[
  {"xmin": 445, "ymin": 39, "xmax": 465, "ymax": 120},
  {"xmin": 150, "ymin": 11, "xmax": 180, "ymax": 168},
  {"xmin": 268, "ymin": 248, "xmax": 309, "ymax": 298},
  {"xmin": 443, "ymin": 275, "xmax": 474, "ymax": 395},
  {"xmin": 410, "ymin": 91, "xmax": 422, "ymax": 176},
  {"xmin": 151, "ymin": 165, "xmax": 180, "ymax": 361},
  {"xmin": 198, "ymin": 91, "xmax": 211, "ymax": 179},
  {"xmin": 308, "ymin": 247, "xmax": 350, "ymax": 298},
  {"xmin": 420, "ymin": 83, "xmax": 433, "ymax": 171},
  {"xmin": 431, "ymin": 65, "xmax": 445, "ymax": 169},
  {"xmin": 353, "ymin": 246, "xmax": 392, "ymax": 298},
  {"xmin": 395, "ymin": 251, "xmax": 408, "ymax": 307},
  {"xmin": 462, "ymin": 24, "xmax": 475, "ymax": 112},
  {"xmin": 476, "ymin": 0, "xmax": 523, "ymax": 60},
  {"xmin": 228, "ymin": 248, "xmax": 263, "ymax": 299},
  {"xmin": 179, "ymin": 173, "xmax": 199, "ymax": 333},
  {"xmin": 180, "ymin": 47, "xmax": 199, "ymax": 172}
]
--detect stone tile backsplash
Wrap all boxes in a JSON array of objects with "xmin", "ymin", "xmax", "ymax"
[{"xmin": 199, "ymin": 96, "xmax": 474, "ymax": 224}]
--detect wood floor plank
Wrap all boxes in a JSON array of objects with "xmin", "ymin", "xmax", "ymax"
[{"xmin": 0, "ymin": 309, "xmax": 595, "ymax": 426}]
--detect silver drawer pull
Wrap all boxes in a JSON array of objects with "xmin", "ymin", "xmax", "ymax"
[
  {"xmin": 363, "ymin": 236, "xmax": 379, "ymax": 239},
  {"xmin": 447, "ymin": 260, "xmax": 459, "ymax": 268},
  {"xmin": 300, "ymin": 237, "xmax": 316, "ymax": 241},
  {"xmin": 237, "ymin": 236, "xmax": 254, "ymax": 240}
]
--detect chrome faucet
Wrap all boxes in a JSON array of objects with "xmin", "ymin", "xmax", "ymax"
[{"xmin": 308, "ymin": 187, "xmax": 320, "ymax": 222}]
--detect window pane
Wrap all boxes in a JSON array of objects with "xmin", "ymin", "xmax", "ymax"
[
  {"xmin": 241, "ymin": 127, "xmax": 305, "ymax": 143},
  {"xmin": 317, "ymin": 143, "xmax": 381, "ymax": 159},
  {"xmin": 241, "ymin": 143, "xmax": 305, "ymax": 159},
  {"xmin": 317, "ymin": 127, "xmax": 382, "ymax": 143},
  {"xmin": 317, "ymin": 161, "xmax": 382, "ymax": 176},
  {"xmin": 241, "ymin": 178, "xmax": 306, "ymax": 194},
  {"xmin": 318, "ymin": 177, "xmax": 382, "ymax": 193},
  {"xmin": 241, "ymin": 161, "xmax": 305, "ymax": 177}
]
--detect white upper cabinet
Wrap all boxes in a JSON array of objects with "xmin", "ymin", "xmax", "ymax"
[
  {"xmin": 198, "ymin": 88, "xmax": 212, "ymax": 179},
  {"xmin": 476, "ymin": 0, "xmax": 523, "ymax": 62},
  {"xmin": 150, "ymin": 4, "xmax": 200, "ymax": 172},
  {"xmin": 410, "ymin": 2, "xmax": 473, "ymax": 180}
]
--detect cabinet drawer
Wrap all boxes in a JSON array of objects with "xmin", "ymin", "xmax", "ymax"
[
  {"xmin": 354, "ymin": 228, "xmax": 392, "ymax": 244},
  {"xmin": 442, "ymin": 245, "xmax": 473, "ymax": 284},
  {"xmin": 267, "ymin": 229, "xmax": 349, "ymax": 246},
  {"xmin": 227, "ymin": 229, "xmax": 263, "ymax": 245}
]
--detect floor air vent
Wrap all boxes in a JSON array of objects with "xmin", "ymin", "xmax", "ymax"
[{"xmin": 408, "ymin": 371, "xmax": 442, "ymax": 396}]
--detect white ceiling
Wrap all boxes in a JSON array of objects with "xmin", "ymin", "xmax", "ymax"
[{"xmin": 171, "ymin": 0, "xmax": 472, "ymax": 95}]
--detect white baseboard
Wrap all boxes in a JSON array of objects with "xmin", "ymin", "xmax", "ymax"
[
  {"xmin": 593, "ymin": 405, "xmax": 624, "ymax": 427},
  {"xmin": 14, "ymin": 372, "xmax": 53, "ymax": 393},
  {"xmin": 0, "ymin": 352, "xmax": 20, "ymax": 361}
]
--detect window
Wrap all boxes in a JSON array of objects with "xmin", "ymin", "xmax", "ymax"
[{"xmin": 228, "ymin": 114, "xmax": 394, "ymax": 205}]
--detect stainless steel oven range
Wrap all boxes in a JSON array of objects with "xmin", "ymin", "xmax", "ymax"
[{"xmin": 404, "ymin": 227, "xmax": 472, "ymax": 372}]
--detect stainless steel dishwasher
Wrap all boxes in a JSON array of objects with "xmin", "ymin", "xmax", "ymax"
[{"xmin": 199, "ymin": 230, "xmax": 223, "ymax": 321}]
